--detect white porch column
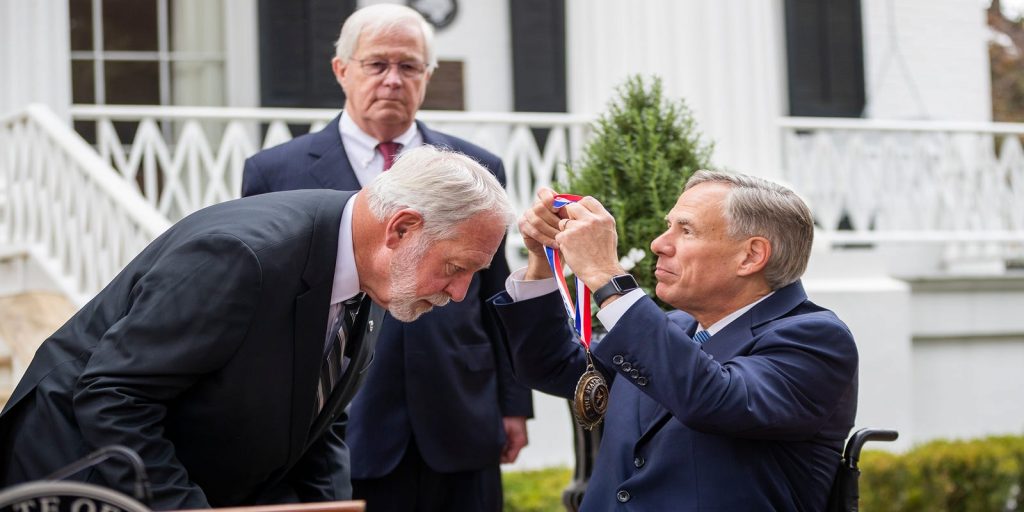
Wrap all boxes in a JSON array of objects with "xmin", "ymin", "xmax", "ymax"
[
  {"xmin": 0, "ymin": 0, "xmax": 72, "ymax": 119},
  {"xmin": 565, "ymin": 0, "xmax": 788, "ymax": 180},
  {"xmin": 224, "ymin": 0, "xmax": 260, "ymax": 108}
]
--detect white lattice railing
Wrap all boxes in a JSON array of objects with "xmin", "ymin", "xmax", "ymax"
[
  {"xmin": 0, "ymin": 105, "xmax": 170, "ymax": 305},
  {"xmin": 779, "ymin": 117, "xmax": 1024, "ymax": 267},
  {"xmin": 56, "ymin": 105, "xmax": 1024, "ymax": 277},
  {"xmin": 69, "ymin": 105, "xmax": 594, "ymax": 223}
]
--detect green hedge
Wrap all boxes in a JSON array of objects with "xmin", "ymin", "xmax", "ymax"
[
  {"xmin": 860, "ymin": 435, "xmax": 1024, "ymax": 511},
  {"xmin": 503, "ymin": 467, "xmax": 572, "ymax": 512},
  {"xmin": 502, "ymin": 435, "xmax": 1024, "ymax": 512}
]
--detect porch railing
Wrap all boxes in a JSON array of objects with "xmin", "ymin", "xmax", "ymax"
[
  {"xmin": 69, "ymin": 105, "xmax": 593, "ymax": 222},
  {"xmin": 60, "ymin": 105, "xmax": 1024, "ymax": 276},
  {"xmin": 779, "ymin": 117, "xmax": 1024, "ymax": 271},
  {"xmin": 0, "ymin": 104, "xmax": 170, "ymax": 305}
]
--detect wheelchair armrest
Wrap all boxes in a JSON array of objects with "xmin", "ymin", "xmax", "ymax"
[{"xmin": 843, "ymin": 428, "xmax": 899, "ymax": 470}]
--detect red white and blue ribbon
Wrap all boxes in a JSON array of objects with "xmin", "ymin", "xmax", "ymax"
[{"xmin": 545, "ymin": 194, "xmax": 592, "ymax": 348}]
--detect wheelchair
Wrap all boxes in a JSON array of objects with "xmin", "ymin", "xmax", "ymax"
[
  {"xmin": 827, "ymin": 428, "xmax": 900, "ymax": 512},
  {"xmin": 562, "ymin": 423, "xmax": 899, "ymax": 512}
]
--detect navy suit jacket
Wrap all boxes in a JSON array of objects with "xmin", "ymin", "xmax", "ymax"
[
  {"xmin": 242, "ymin": 115, "xmax": 533, "ymax": 477},
  {"xmin": 492, "ymin": 281, "xmax": 858, "ymax": 511},
  {"xmin": 0, "ymin": 190, "xmax": 386, "ymax": 510}
]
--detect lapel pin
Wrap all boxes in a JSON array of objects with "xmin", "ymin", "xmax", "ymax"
[{"xmin": 368, "ymin": 320, "xmax": 374, "ymax": 332}]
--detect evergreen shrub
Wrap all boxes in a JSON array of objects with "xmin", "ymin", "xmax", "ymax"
[{"xmin": 561, "ymin": 75, "xmax": 713, "ymax": 309}]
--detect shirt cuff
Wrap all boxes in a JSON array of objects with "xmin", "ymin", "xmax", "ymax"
[
  {"xmin": 596, "ymin": 288, "xmax": 646, "ymax": 331},
  {"xmin": 505, "ymin": 267, "xmax": 559, "ymax": 302}
]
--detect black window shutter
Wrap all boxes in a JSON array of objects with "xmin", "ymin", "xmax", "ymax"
[
  {"xmin": 784, "ymin": 0, "xmax": 866, "ymax": 117},
  {"xmin": 510, "ymin": 0, "xmax": 567, "ymax": 113},
  {"xmin": 258, "ymin": 0, "xmax": 356, "ymax": 108}
]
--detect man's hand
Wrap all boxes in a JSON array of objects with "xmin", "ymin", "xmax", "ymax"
[
  {"xmin": 555, "ymin": 197, "xmax": 626, "ymax": 290},
  {"xmin": 518, "ymin": 187, "xmax": 563, "ymax": 280},
  {"xmin": 500, "ymin": 416, "xmax": 529, "ymax": 463}
]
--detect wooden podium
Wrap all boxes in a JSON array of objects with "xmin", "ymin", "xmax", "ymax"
[
  {"xmin": 180, "ymin": 502, "xmax": 365, "ymax": 512},
  {"xmin": 0, "ymin": 481, "xmax": 365, "ymax": 512}
]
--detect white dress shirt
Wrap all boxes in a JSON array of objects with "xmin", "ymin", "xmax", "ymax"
[
  {"xmin": 325, "ymin": 193, "xmax": 363, "ymax": 348},
  {"xmin": 338, "ymin": 111, "xmax": 421, "ymax": 187}
]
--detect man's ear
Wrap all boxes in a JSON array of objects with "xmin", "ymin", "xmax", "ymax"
[
  {"xmin": 385, "ymin": 209, "xmax": 424, "ymax": 249},
  {"xmin": 332, "ymin": 57, "xmax": 348, "ymax": 90},
  {"xmin": 737, "ymin": 237, "xmax": 771, "ymax": 277}
]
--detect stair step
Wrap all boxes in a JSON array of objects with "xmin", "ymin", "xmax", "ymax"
[{"xmin": 0, "ymin": 291, "xmax": 77, "ymax": 389}]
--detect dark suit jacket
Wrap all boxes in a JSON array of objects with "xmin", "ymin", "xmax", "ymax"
[
  {"xmin": 241, "ymin": 115, "xmax": 533, "ymax": 477},
  {"xmin": 492, "ymin": 281, "xmax": 858, "ymax": 511},
  {"xmin": 0, "ymin": 190, "xmax": 386, "ymax": 510}
]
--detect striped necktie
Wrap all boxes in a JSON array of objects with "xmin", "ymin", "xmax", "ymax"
[
  {"xmin": 693, "ymin": 329, "xmax": 711, "ymax": 345},
  {"xmin": 315, "ymin": 294, "xmax": 364, "ymax": 414}
]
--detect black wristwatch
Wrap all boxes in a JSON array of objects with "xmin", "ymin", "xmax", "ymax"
[{"xmin": 593, "ymin": 274, "xmax": 640, "ymax": 307}]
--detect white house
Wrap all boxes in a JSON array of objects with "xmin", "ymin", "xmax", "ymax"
[{"xmin": 1, "ymin": 0, "xmax": 1023, "ymax": 472}]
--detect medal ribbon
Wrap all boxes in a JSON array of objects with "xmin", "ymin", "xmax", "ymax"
[{"xmin": 545, "ymin": 194, "xmax": 592, "ymax": 348}]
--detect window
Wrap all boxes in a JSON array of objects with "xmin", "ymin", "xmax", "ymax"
[
  {"xmin": 69, "ymin": 0, "xmax": 227, "ymax": 108},
  {"xmin": 784, "ymin": 0, "xmax": 866, "ymax": 117}
]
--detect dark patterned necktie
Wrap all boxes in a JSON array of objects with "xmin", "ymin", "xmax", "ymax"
[
  {"xmin": 315, "ymin": 294, "xmax": 364, "ymax": 414},
  {"xmin": 376, "ymin": 141, "xmax": 402, "ymax": 170}
]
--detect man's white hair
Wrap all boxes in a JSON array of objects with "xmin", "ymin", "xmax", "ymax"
[
  {"xmin": 333, "ymin": 3, "xmax": 438, "ymax": 72},
  {"xmin": 365, "ymin": 145, "xmax": 513, "ymax": 240}
]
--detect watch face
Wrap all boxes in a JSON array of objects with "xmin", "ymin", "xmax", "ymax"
[
  {"xmin": 406, "ymin": 0, "xmax": 458, "ymax": 29},
  {"xmin": 612, "ymin": 274, "xmax": 639, "ymax": 291}
]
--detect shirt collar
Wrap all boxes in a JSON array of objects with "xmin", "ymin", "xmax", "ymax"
[
  {"xmin": 339, "ymin": 111, "xmax": 420, "ymax": 169},
  {"xmin": 701, "ymin": 291, "xmax": 776, "ymax": 335},
  {"xmin": 331, "ymin": 192, "xmax": 362, "ymax": 306}
]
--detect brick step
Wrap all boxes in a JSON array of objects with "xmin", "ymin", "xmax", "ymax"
[{"xmin": 0, "ymin": 291, "xmax": 77, "ymax": 407}]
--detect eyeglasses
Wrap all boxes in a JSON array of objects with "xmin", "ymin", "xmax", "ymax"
[{"xmin": 351, "ymin": 58, "xmax": 427, "ymax": 78}]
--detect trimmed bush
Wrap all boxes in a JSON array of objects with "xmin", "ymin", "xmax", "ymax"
[{"xmin": 860, "ymin": 435, "xmax": 1024, "ymax": 511}]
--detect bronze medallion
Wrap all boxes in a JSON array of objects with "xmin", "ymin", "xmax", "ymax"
[{"xmin": 572, "ymin": 362, "xmax": 609, "ymax": 430}]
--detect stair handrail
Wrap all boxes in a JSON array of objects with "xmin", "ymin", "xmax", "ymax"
[{"xmin": 0, "ymin": 104, "xmax": 171, "ymax": 306}]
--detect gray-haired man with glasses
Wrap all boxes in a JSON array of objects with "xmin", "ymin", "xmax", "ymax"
[{"xmin": 241, "ymin": 3, "xmax": 533, "ymax": 512}]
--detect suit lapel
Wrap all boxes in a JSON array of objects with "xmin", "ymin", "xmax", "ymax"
[
  {"xmin": 285, "ymin": 191, "xmax": 351, "ymax": 468},
  {"xmin": 417, "ymin": 120, "xmax": 445, "ymax": 147},
  {"xmin": 637, "ymin": 282, "xmax": 810, "ymax": 439},
  {"xmin": 305, "ymin": 115, "xmax": 363, "ymax": 191}
]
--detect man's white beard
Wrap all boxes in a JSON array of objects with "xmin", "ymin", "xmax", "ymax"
[{"xmin": 387, "ymin": 238, "xmax": 451, "ymax": 322}]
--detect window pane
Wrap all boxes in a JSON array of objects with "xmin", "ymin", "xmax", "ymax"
[
  {"xmin": 171, "ymin": 61, "xmax": 225, "ymax": 106},
  {"xmin": 71, "ymin": 60, "xmax": 96, "ymax": 103},
  {"xmin": 170, "ymin": 0, "xmax": 224, "ymax": 53},
  {"xmin": 69, "ymin": 0, "xmax": 93, "ymax": 51},
  {"xmin": 105, "ymin": 60, "xmax": 160, "ymax": 104},
  {"xmin": 103, "ymin": 0, "xmax": 157, "ymax": 51}
]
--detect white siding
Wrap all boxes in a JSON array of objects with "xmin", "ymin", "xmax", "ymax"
[
  {"xmin": 861, "ymin": 0, "xmax": 992, "ymax": 120},
  {"xmin": 0, "ymin": 0, "xmax": 72, "ymax": 118}
]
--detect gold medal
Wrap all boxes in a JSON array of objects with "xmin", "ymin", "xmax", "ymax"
[{"xmin": 572, "ymin": 353, "xmax": 609, "ymax": 430}]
